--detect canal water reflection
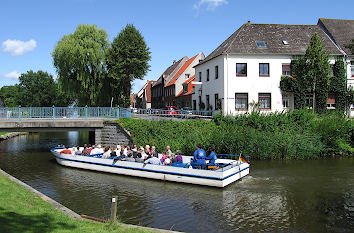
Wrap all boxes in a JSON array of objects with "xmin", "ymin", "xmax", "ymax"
[{"xmin": 0, "ymin": 132, "xmax": 353, "ymax": 232}]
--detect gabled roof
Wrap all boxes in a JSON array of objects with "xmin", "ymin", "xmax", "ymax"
[
  {"xmin": 198, "ymin": 22, "xmax": 343, "ymax": 66},
  {"xmin": 152, "ymin": 57, "xmax": 187, "ymax": 87},
  {"xmin": 166, "ymin": 55, "xmax": 198, "ymax": 87},
  {"xmin": 318, "ymin": 18, "xmax": 354, "ymax": 56}
]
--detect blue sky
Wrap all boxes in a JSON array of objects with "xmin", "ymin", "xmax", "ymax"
[{"xmin": 1, "ymin": 0, "xmax": 353, "ymax": 94}]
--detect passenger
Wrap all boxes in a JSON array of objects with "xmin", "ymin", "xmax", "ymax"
[
  {"xmin": 88, "ymin": 144, "xmax": 93, "ymax": 152},
  {"xmin": 166, "ymin": 146, "xmax": 172, "ymax": 156},
  {"xmin": 171, "ymin": 153, "xmax": 177, "ymax": 163},
  {"xmin": 126, "ymin": 153, "xmax": 136, "ymax": 162},
  {"xmin": 192, "ymin": 144, "xmax": 206, "ymax": 168},
  {"xmin": 60, "ymin": 146, "xmax": 72, "ymax": 154},
  {"xmin": 75, "ymin": 146, "xmax": 82, "ymax": 155},
  {"xmin": 115, "ymin": 144, "xmax": 122, "ymax": 155},
  {"xmin": 110, "ymin": 147, "xmax": 117, "ymax": 157},
  {"xmin": 123, "ymin": 145, "xmax": 128, "ymax": 157},
  {"xmin": 144, "ymin": 154, "xmax": 162, "ymax": 165},
  {"xmin": 132, "ymin": 144, "xmax": 138, "ymax": 153},
  {"xmin": 163, "ymin": 154, "xmax": 171, "ymax": 165},
  {"xmin": 160, "ymin": 151, "xmax": 166, "ymax": 163},
  {"xmin": 139, "ymin": 147, "xmax": 147, "ymax": 160},
  {"xmin": 97, "ymin": 145, "xmax": 104, "ymax": 154},
  {"xmin": 176, "ymin": 150, "xmax": 183, "ymax": 163},
  {"xmin": 90, "ymin": 145, "xmax": 102, "ymax": 155},
  {"xmin": 145, "ymin": 145, "xmax": 151, "ymax": 155},
  {"xmin": 82, "ymin": 146, "xmax": 90, "ymax": 156},
  {"xmin": 135, "ymin": 153, "xmax": 144, "ymax": 163},
  {"xmin": 207, "ymin": 146, "xmax": 217, "ymax": 165},
  {"xmin": 102, "ymin": 147, "xmax": 111, "ymax": 159},
  {"xmin": 151, "ymin": 146, "xmax": 158, "ymax": 157}
]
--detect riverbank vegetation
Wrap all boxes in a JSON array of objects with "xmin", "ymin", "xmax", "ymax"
[
  {"xmin": 118, "ymin": 110, "xmax": 353, "ymax": 160},
  {"xmin": 0, "ymin": 172, "xmax": 152, "ymax": 233}
]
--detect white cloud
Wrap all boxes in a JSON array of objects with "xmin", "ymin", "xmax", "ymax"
[
  {"xmin": 2, "ymin": 39, "xmax": 37, "ymax": 56},
  {"xmin": 194, "ymin": 0, "xmax": 228, "ymax": 11},
  {"xmin": 2, "ymin": 71, "xmax": 21, "ymax": 80}
]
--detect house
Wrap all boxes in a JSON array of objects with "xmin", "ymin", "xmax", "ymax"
[
  {"xmin": 151, "ymin": 57, "xmax": 188, "ymax": 109},
  {"xmin": 318, "ymin": 18, "xmax": 354, "ymax": 116},
  {"xmin": 136, "ymin": 80, "xmax": 155, "ymax": 109},
  {"xmin": 176, "ymin": 74, "xmax": 196, "ymax": 108},
  {"xmin": 164, "ymin": 52, "xmax": 204, "ymax": 107},
  {"xmin": 193, "ymin": 21, "xmax": 344, "ymax": 115}
]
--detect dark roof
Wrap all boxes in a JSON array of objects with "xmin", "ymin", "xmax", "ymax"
[
  {"xmin": 318, "ymin": 18, "xmax": 354, "ymax": 56},
  {"xmin": 153, "ymin": 57, "xmax": 187, "ymax": 86},
  {"xmin": 198, "ymin": 22, "xmax": 343, "ymax": 65}
]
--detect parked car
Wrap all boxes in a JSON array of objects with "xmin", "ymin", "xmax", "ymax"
[
  {"xmin": 181, "ymin": 107, "xmax": 193, "ymax": 114},
  {"xmin": 160, "ymin": 106, "xmax": 178, "ymax": 116},
  {"xmin": 130, "ymin": 107, "xmax": 138, "ymax": 113}
]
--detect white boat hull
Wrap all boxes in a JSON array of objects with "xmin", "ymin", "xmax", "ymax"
[{"xmin": 51, "ymin": 149, "xmax": 250, "ymax": 188}]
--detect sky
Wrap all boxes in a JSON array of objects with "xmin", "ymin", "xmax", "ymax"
[{"xmin": 1, "ymin": 0, "xmax": 353, "ymax": 94}]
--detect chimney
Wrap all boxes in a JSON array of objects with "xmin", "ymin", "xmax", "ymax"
[
  {"xmin": 247, "ymin": 21, "xmax": 251, "ymax": 24},
  {"xmin": 173, "ymin": 60, "xmax": 176, "ymax": 64}
]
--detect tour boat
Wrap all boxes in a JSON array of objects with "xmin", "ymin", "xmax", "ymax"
[{"xmin": 50, "ymin": 148, "xmax": 250, "ymax": 188}]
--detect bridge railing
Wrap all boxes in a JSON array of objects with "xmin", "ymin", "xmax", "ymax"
[
  {"xmin": 0, "ymin": 106, "xmax": 131, "ymax": 120},
  {"xmin": 131, "ymin": 108, "xmax": 214, "ymax": 119}
]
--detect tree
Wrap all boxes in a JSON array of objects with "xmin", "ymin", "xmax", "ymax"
[
  {"xmin": 329, "ymin": 60, "xmax": 347, "ymax": 112},
  {"xmin": 18, "ymin": 70, "xmax": 58, "ymax": 107},
  {"xmin": 106, "ymin": 24, "xmax": 151, "ymax": 107},
  {"xmin": 52, "ymin": 25, "xmax": 110, "ymax": 106},
  {"xmin": 283, "ymin": 33, "xmax": 331, "ymax": 114},
  {"xmin": 0, "ymin": 85, "xmax": 20, "ymax": 107}
]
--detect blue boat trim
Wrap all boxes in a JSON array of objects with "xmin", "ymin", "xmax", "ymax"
[{"xmin": 54, "ymin": 154, "xmax": 249, "ymax": 181}]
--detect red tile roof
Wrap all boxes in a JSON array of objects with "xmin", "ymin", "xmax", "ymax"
[
  {"xmin": 176, "ymin": 90, "xmax": 183, "ymax": 97},
  {"xmin": 183, "ymin": 74, "xmax": 195, "ymax": 84},
  {"xmin": 166, "ymin": 55, "xmax": 198, "ymax": 87}
]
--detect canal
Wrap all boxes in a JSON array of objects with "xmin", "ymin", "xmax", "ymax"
[{"xmin": 0, "ymin": 132, "xmax": 353, "ymax": 232}]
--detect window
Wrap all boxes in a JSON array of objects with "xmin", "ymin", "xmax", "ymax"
[
  {"xmin": 259, "ymin": 93, "xmax": 271, "ymax": 109},
  {"xmin": 193, "ymin": 100, "xmax": 196, "ymax": 110},
  {"xmin": 206, "ymin": 95, "xmax": 210, "ymax": 109},
  {"xmin": 214, "ymin": 93, "xmax": 219, "ymax": 110},
  {"xmin": 327, "ymin": 93, "xmax": 336, "ymax": 109},
  {"xmin": 259, "ymin": 63, "xmax": 269, "ymax": 76},
  {"xmin": 282, "ymin": 64, "xmax": 291, "ymax": 76},
  {"xmin": 215, "ymin": 66, "xmax": 219, "ymax": 79},
  {"xmin": 236, "ymin": 63, "xmax": 247, "ymax": 76},
  {"xmin": 206, "ymin": 69, "xmax": 210, "ymax": 81},
  {"xmin": 282, "ymin": 95, "xmax": 289, "ymax": 108},
  {"xmin": 282, "ymin": 40, "xmax": 289, "ymax": 45},
  {"xmin": 183, "ymin": 84, "xmax": 188, "ymax": 94},
  {"xmin": 256, "ymin": 41, "xmax": 267, "ymax": 48},
  {"xmin": 305, "ymin": 93, "xmax": 313, "ymax": 108},
  {"xmin": 198, "ymin": 96, "xmax": 202, "ymax": 110},
  {"xmin": 235, "ymin": 93, "xmax": 248, "ymax": 110},
  {"xmin": 351, "ymin": 62, "xmax": 354, "ymax": 77},
  {"xmin": 199, "ymin": 72, "xmax": 202, "ymax": 82},
  {"xmin": 185, "ymin": 74, "xmax": 190, "ymax": 79}
]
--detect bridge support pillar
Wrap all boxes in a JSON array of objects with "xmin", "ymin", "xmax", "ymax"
[{"xmin": 94, "ymin": 122, "xmax": 132, "ymax": 146}]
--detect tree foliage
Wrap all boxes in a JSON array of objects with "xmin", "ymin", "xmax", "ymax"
[
  {"xmin": 106, "ymin": 24, "xmax": 151, "ymax": 107},
  {"xmin": 17, "ymin": 71, "xmax": 58, "ymax": 107},
  {"xmin": 329, "ymin": 60, "xmax": 347, "ymax": 111},
  {"xmin": 0, "ymin": 85, "xmax": 20, "ymax": 107},
  {"xmin": 52, "ymin": 24, "xmax": 110, "ymax": 106},
  {"xmin": 280, "ymin": 33, "xmax": 331, "ymax": 114}
]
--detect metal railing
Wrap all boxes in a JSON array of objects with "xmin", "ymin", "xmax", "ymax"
[
  {"xmin": 0, "ymin": 106, "xmax": 131, "ymax": 121},
  {"xmin": 131, "ymin": 108, "xmax": 214, "ymax": 119}
]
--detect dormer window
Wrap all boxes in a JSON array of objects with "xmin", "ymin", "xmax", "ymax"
[
  {"xmin": 256, "ymin": 41, "xmax": 267, "ymax": 48},
  {"xmin": 282, "ymin": 40, "xmax": 289, "ymax": 45}
]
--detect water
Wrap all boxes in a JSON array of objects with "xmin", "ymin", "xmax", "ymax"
[{"xmin": 0, "ymin": 132, "xmax": 353, "ymax": 232}]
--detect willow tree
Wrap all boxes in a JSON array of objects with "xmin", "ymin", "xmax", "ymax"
[
  {"xmin": 106, "ymin": 24, "xmax": 151, "ymax": 107},
  {"xmin": 52, "ymin": 24, "xmax": 109, "ymax": 106}
]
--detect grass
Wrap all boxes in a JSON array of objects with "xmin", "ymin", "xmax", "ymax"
[
  {"xmin": 0, "ymin": 132, "xmax": 8, "ymax": 135},
  {"xmin": 0, "ymin": 172, "xmax": 153, "ymax": 233}
]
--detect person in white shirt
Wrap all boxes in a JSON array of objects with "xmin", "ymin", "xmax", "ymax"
[
  {"xmin": 91, "ymin": 145, "xmax": 104, "ymax": 155},
  {"xmin": 163, "ymin": 154, "xmax": 171, "ymax": 165},
  {"xmin": 102, "ymin": 146, "xmax": 111, "ymax": 159}
]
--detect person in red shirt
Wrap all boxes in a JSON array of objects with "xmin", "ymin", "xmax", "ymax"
[{"xmin": 60, "ymin": 146, "xmax": 72, "ymax": 154}]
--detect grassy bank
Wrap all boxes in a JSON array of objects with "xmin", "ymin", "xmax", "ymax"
[
  {"xmin": 118, "ymin": 110, "xmax": 353, "ymax": 160},
  {"xmin": 0, "ymin": 172, "xmax": 152, "ymax": 233}
]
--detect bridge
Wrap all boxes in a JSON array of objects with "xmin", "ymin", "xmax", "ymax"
[{"xmin": 0, "ymin": 106, "xmax": 213, "ymax": 145}]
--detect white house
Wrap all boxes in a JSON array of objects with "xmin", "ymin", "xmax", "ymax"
[{"xmin": 193, "ymin": 21, "xmax": 346, "ymax": 115}]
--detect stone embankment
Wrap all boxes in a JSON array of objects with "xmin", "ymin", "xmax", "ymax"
[{"xmin": 0, "ymin": 132, "xmax": 28, "ymax": 140}]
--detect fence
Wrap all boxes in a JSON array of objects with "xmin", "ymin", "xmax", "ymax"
[
  {"xmin": 131, "ymin": 108, "xmax": 214, "ymax": 119},
  {"xmin": 0, "ymin": 106, "xmax": 131, "ymax": 120}
]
